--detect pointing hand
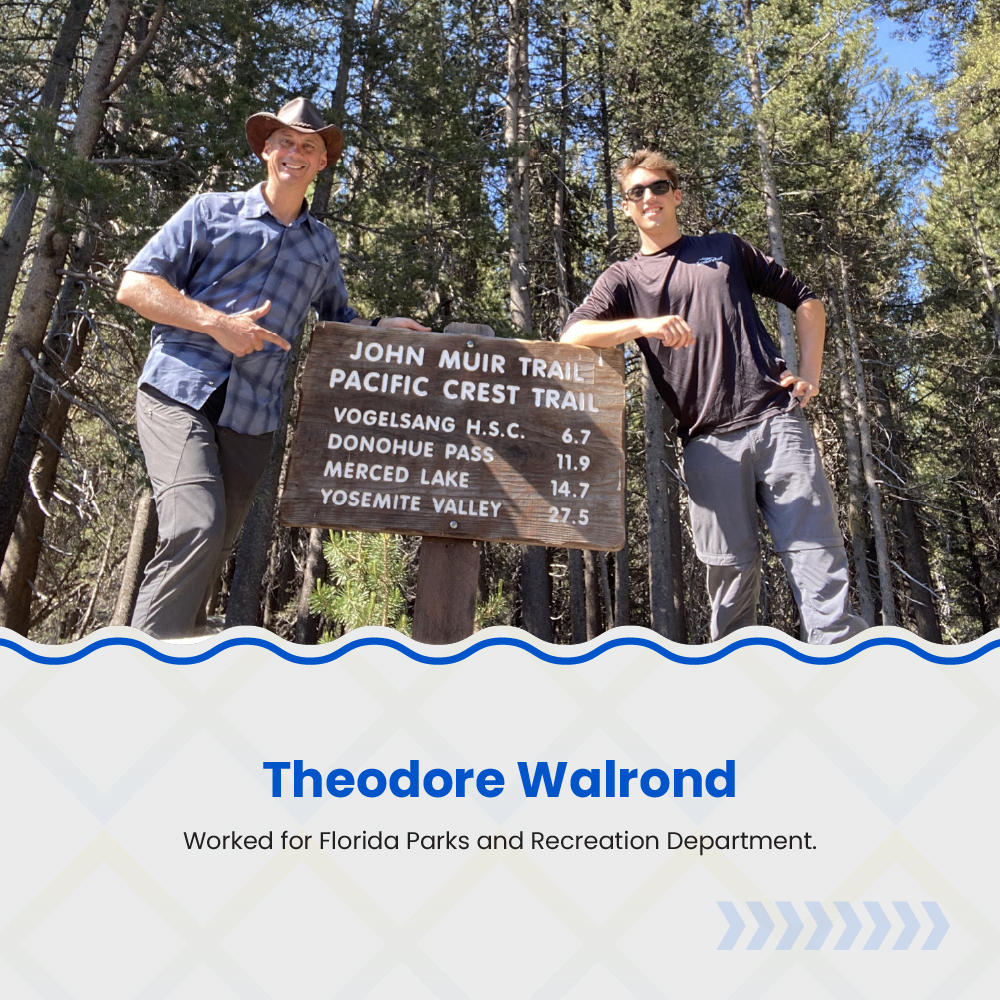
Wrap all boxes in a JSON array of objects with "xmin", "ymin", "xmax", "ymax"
[{"xmin": 213, "ymin": 300, "xmax": 292, "ymax": 356}]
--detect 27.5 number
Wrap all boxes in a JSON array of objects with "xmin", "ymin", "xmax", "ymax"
[{"xmin": 548, "ymin": 506, "xmax": 589, "ymax": 525}]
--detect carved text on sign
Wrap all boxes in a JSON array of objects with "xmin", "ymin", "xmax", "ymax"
[{"xmin": 279, "ymin": 323, "xmax": 626, "ymax": 550}]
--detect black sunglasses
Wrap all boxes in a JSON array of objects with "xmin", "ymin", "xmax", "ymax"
[{"xmin": 624, "ymin": 179, "xmax": 675, "ymax": 202}]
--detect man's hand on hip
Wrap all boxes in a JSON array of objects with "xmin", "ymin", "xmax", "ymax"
[
  {"xmin": 779, "ymin": 370, "xmax": 819, "ymax": 407},
  {"xmin": 213, "ymin": 300, "xmax": 291, "ymax": 356}
]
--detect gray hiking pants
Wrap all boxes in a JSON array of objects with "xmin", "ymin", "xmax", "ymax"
[
  {"xmin": 131, "ymin": 385, "xmax": 273, "ymax": 639},
  {"xmin": 682, "ymin": 409, "xmax": 869, "ymax": 644}
]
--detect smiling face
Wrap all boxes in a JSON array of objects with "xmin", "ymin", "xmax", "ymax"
[
  {"xmin": 621, "ymin": 167, "xmax": 683, "ymax": 251},
  {"xmin": 261, "ymin": 126, "xmax": 328, "ymax": 191}
]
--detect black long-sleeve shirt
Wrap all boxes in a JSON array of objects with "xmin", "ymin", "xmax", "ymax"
[{"xmin": 564, "ymin": 233, "xmax": 817, "ymax": 441}]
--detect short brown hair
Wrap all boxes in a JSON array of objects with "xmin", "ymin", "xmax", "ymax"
[{"xmin": 617, "ymin": 150, "xmax": 680, "ymax": 194}]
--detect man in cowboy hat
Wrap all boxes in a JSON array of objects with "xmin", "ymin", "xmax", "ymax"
[{"xmin": 117, "ymin": 97, "xmax": 428, "ymax": 639}]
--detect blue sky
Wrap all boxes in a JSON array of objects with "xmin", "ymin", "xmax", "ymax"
[{"xmin": 873, "ymin": 17, "xmax": 936, "ymax": 77}]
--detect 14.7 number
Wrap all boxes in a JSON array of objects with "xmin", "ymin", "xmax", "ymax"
[{"xmin": 551, "ymin": 480, "xmax": 590, "ymax": 498}]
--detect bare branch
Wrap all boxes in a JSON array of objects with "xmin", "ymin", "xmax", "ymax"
[
  {"xmin": 91, "ymin": 150, "xmax": 182, "ymax": 168},
  {"xmin": 103, "ymin": 1, "xmax": 166, "ymax": 98},
  {"xmin": 19, "ymin": 348, "xmax": 141, "ymax": 459}
]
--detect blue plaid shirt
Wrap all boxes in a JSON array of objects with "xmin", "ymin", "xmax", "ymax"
[{"xmin": 128, "ymin": 183, "xmax": 357, "ymax": 436}]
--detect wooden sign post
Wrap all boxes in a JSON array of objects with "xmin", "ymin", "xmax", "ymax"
[
  {"xmin": 412, "ymin": 322, "xmax": 493, "ymax": 644},
  {"xmin": 279, "ymin": 321, "xmax": 626, "ymax": 641}
]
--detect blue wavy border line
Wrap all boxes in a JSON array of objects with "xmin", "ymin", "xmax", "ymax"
[{"xmin": 1, "ymin": 632, "xmax": 999, "ymax": 667}]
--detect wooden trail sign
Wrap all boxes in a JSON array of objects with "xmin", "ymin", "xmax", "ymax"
[{"xmin": 279, "ymin": 322, "xmax": 626, "ymax": 550}]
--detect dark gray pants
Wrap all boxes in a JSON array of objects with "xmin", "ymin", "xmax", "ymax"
[
  {"xmin": 131, "ymin": 385, "xmax": 272, "ymax": 639},
  {"xmin": 682, "ymin": 409, "xmax": 869, "ymax": 644}
]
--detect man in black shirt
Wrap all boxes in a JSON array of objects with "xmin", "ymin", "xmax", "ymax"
[{"xmin": 562, "ymin": 150, "xmax": 867, "ymax": 643}]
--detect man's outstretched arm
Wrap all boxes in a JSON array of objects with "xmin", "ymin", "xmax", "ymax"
[
  {"xmin": 778, "ymin": 298, "xmax": 825, "ymax": 407},
  {"xmin": 561, "ymin": 315, "xmax": 695, "ymax": 349},
  {"xmin": 117, "ymin": 271, "xmax": 291, "ymax": 356}
]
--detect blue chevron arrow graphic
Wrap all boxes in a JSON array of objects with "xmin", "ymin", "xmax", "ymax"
[
  {"xmin": 776, "ymin": 902, "xmax": 804, "ymax": 950},
  {"xmin": 805, "ymin": 902, "xmax": 833, "ymax": 950},
  {"xmin": 893, "ymin": 902, "xmax": 921, "ymax": 950},
  {"xmin": 922, "ymin": 902, "xmax": 950, "ymax": 950},
  {"xmin": 747, "ymin": 902, "xmax": 775, "ymax": 950},
  {"xmin": 864, "ymin": 902, "xmax": 892, "ymax": 950},
  {"xmin": 717, "ymin": 902, "xmax": 745, "ymax": 950},
  {"xmin": 717, "ymin": 901, "xmax": 948, "ymax": 950},
  {"xmin": 835, "ymin": 902, "xmax": 862, "ymax": 949}
]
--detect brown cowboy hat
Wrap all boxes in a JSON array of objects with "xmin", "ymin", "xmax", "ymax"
[{"xmin": 245, "ymin": 97, "xmax": 343, "ymax": 165}]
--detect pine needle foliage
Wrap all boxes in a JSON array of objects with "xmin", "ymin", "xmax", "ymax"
[
  {"xmin": 474, "ymin": 578, "xmax": 513, "ymax": 631},
  {"xmin": 310, "ymin": 531, "xmax": 410, "ymax": 638}
]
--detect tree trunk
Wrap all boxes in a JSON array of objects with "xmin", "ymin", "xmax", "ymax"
[
  {"xmin": 823, "ymin": 253, "xmax": 875, "ymax": 624},
  {"xmin": 0, "ymin": 0, "xmax": 131, "ymax": 513},
  {"xmin": 111, "ymin": 493, "xmax": 158, "ymax": 626},
  {"xmin": 643, "ymin": 357, "xmax": 687, "ymax": 641},
  {"xmin": 610, "ymin": 375, "xmax": 631, "ymax": 639},
  {"xmin": 0, "ymin": 0, "xmax": 95, "ymax": 339},
  {"xmin": 597, "ymin": 37, "xmax": 631, "ymax": 628},
  {"xmin": 614, "ymin": 545, "xmax": 629, "ymax": 627},
  {"xmin": 519, "ymin": 545, "xmax": 552, "ymax": 640},
  {"xmin": 598, "ymin": 551, "xmax": 614, "ymax": 632},
  {"xmin": 0, "ymin": 229, "xmax": 98, "ymax": 565},
  {"xmin": 334, "ymin": 0, "xmax": 384, "ymax": 227},
  {"xmin": 568, "ymin": 548, "xmax": 586, "ymax": 641},
  {"xmin": 332, "ymin": 0, "xmax": 358, "ymax": 122},
  {"xmin": 741, "ymin": 1, "xmax": 797, "ymax": 369},
  {"xmin": 834, "ymin": 330, "xmax": 875, "ymax": 623},
  {"xmin": 553, "ymin": 8, "xmax": 601, "ymax": 624},
  {"xmin": 358, "ymin": 0, "xmax": 385, "ymax": 139},
  {"xmin": 959, "ymin": 492, "xmax": 992, "ymax": 635},
  {"xmin": 869, "ymin": 369, "xmax": 942, "ymax": 641},
  {"xmin": 75, "ymin": 504, "xmax": 119, "ymax": 637},
  {"xmin": 16, "ymin": 9, "xmax": 162, "ymax": 636},
  {"xmin": 225, "ymin": 337, "xmax": 303, "ymax": 627},
  {"xmin": 0, "ymin": 230, "xmax": 97, "ymax": 630},
  {"xmin": 662, "ymin": 421, "xmax": 687, "ymax": 642},
  {"xmin": 504, "ymin": 0, "xmax": 548, "ymax": 638},
  {"xmin": 284, "ymin": 6, "xmax": 362, "ymax": 637},
  {"xmin": 0, "ymin": 313, "xmax": 90, "ymax": 634},
  {"xmin": 0, "ymin": 482, "xmax": 50, "ymax": 635},
  {"xmin": 295, "ymin": 527, "xmax": 326, "ymax": 643},
  {"xmin": 263, "ymin": 529, "xmax": 297, "ymax": 628},
  {"xmin": 505, "ymin": 0, "xmax": 532, "ymax": 334},
  {"xmin": 308, "ymin": 0, "xmax": 358, "ymax": 217},
  {"xmin": 888, "ymin": 478, "xmax": 942, "ymax": 640},
  {"xmin": 583, "ymin": 549, "xmax": 601, "ymax": 639},
  {"xmin": 553, "ymin": 10, "xmax": 571, "ymax": 326},
  {"xmin": 837, "ymin": 255, "xmax": 897, "ymax": 625},
  {"xmin": 596, "ymin": 40, "xmax": 617, "ymax": 266}
]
